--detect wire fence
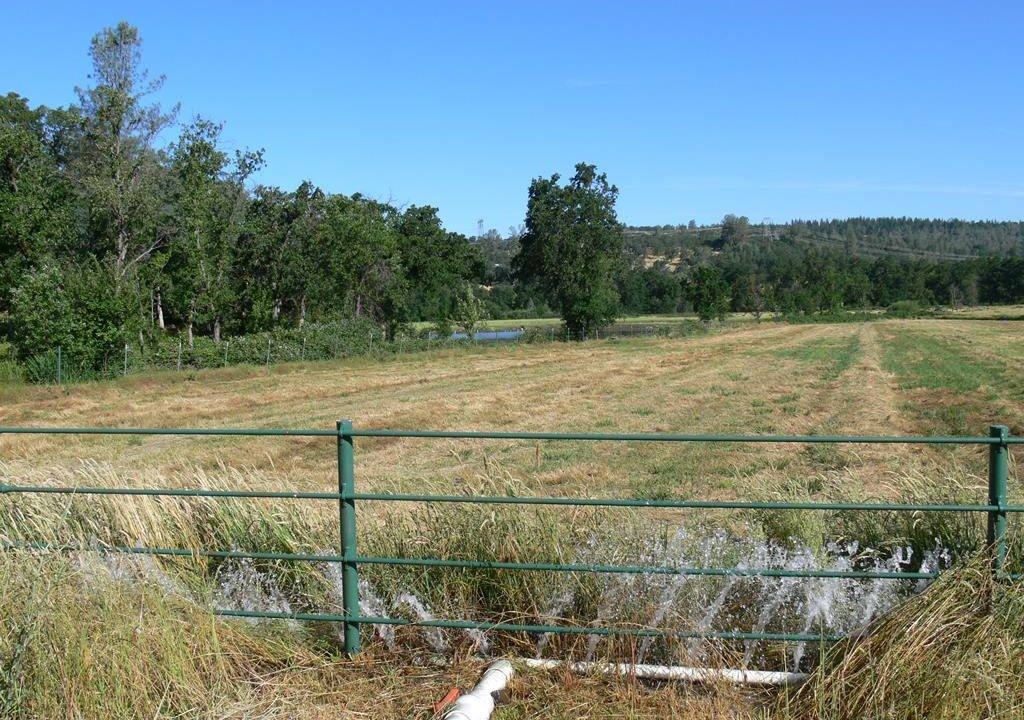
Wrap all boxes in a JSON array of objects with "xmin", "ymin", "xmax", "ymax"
[{"xmin": 20, "ymin": 319, "xmax": 706, "ymax": 385}]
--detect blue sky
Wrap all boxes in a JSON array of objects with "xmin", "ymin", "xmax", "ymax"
[{"xmin": 4, "ymin": 1, "xmax": 1023, "ymax": 234}]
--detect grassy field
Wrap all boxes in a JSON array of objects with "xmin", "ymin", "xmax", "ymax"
[
  {"xmin": 935, "ymin": 303, "xmax": 1024, "ymax": 320},
  {"xmin": 4, "ymin": 320, "xmax": 1018, "ymax": 498},
  {"xmin": 1, "ymin": 318, "xmax": 1022, "ymax": 718}
]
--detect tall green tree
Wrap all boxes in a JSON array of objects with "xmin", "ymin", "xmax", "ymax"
[
  {"xmin": 717, "ymin": 214, "xmax": 750, "ymax": 249},
  {"xmin": 168, "ymin": 118, "xmax": 262, "ymax": 345},
  {"xmin": 0, "ymin": 94, "xmax": 78, "ymax": 310},
  {"xmin": 72, "ymin": 21, "xmax": 177, "ymax": 286},
  {"xmin": 513, "ymin": 163, "xmax": 624, "ymax": 338},
  {"xmin": 396, "ymin": 205, "xmax": 483, "ymax": 322},
  {"xmin": 320, "ymin": 195, "xmax": 407, "ymax": 337},
  {"xmin": 688, "ymin": 265, "xmax": 729, "ymax": 322}
]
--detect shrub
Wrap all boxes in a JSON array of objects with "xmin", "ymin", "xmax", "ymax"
[
  {"xmin": 10, "ymin": 261, "xmax": 134, "ymax": 375},
  {"xmin": 885, "ymin": 300, "xmax": 927, "ymax": 318}
]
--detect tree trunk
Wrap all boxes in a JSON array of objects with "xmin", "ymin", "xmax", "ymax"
[
  {"xmin": 356, "ymin": 294, "xmax": 363, "ymax": 317},
  {"xmin": 187, "ymin": 322, "xmax": 194, "ymax": 350},
  {"xmin": 213, "ymin": 316, "xmax": 221, "ymax": 344},
  {"xmin": 156, "ymin": 291, "xmax": 166, "ymax": 330},
  {"xmin": 299, "ymin": 295, "xmax": 306, "ymax": 328},
  {"xmin": 273, "ymin": 298, "xmax": 282, "ymax": 322}
]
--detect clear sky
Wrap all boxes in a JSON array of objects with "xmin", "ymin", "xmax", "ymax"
[{"xmin": 4, "ymin": 1, "xmax": 1023, "ymax": 235}]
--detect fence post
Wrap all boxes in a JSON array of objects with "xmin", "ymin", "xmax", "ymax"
[
  {"xmin": 177, "ymin": 339, "xmax": 182, "ymax": 372},
  {"xmin": 56, "ymin": 346, "xmax": 62, "ymax": 385},
  {"xmin": 123, "ymin": 343, "xmax": 129, "ymax": 376},
  {"xmin": 987, "ymin": 424, "xmax": 1009, "ymax": 575},
  {"xmin": 337, "ymin": 419, "xmax": 361, "ymax": 655}
]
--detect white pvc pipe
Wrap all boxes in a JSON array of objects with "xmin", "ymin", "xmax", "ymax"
[
  {"xmin": 439, "ymin": 656, "xmax": 806, "ymax": 720},
  {"xmin": 443, "ymin": 660, "xmax": 515, "ymax": 720},
  {"xmin": 522, "ymin": 658, "xmax": 808, "ymax": 687}
]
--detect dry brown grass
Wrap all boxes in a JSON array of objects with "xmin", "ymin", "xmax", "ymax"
[
  {"xmin": 784, "ymin": 558, "xmax": 1024, "ymax": 720},
  {"xmin": 2, "ymin": 319, "xmax": 1022, "ymax": 718},
  {"xmin": 7, "ymin": 319, "xmax": 1016, "ymax": 504}
]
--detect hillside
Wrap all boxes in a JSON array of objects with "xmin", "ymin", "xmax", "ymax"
[{"xmin": 625, "ymin": 217, "xmax": 1024, "ymax": 267}]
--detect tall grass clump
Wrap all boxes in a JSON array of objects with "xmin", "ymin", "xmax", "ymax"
[
  {"xmin": 747, "ymin": 465, "xmax": 985, "ymax": 570},
  {"xmin": 0, "ymin": 551, "xmax": 329, "ymax": 719},
  {"xmin": 4, "ymin": 457, "xmax": 1024, "ymax": 716},
  {"xmin": 780, "ymin": 558, "xmax": 1024, "ymax": 719}
]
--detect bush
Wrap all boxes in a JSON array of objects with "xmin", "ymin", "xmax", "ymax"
[
  {"xmin": 885, "ymin": 300, "xmax": 928, "ymax": 318},
  {"xmin": 10, "ymin": 261, "xmax": 134, "ymax": 376},
  {"xmin": 144, "ymin": 317, "xmax": 383, "ymax": 370}
]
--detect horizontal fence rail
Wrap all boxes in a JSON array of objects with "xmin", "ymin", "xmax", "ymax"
[
  {"xmin": 3, "ymin": 425, "xmax": 1023, "ymax": 443},
  {"xmin": 0, "ymin": 422, "xmax": 1018, "ymax": 656}
]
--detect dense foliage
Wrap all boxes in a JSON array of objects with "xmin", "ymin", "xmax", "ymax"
[
  {"xmin": 0, "ymin": 23, "xmax": 484, "ymax": 371},
  {"xmin": 476, "ymin": 218, "xmax": 1024, "ymax": 320},
  {"xmin": 3, "ymin": 22, "xmax": 1024, "ymax": 375},
  {"xmin": 513, "ymin": 163, "xmax": 624, "ymax": 338},
  {"xmin": 610, "ymin": 217, "xmax": 1024, "ymax": 316}
]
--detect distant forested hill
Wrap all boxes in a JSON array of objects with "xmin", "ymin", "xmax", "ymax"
[
  {"xmin": 608, "ymin": 216, "xmax": 1024, "ymax": 317},
  {"xmin": 625, "ymin": 217, "xmax": 1024, "ymax": 266}
]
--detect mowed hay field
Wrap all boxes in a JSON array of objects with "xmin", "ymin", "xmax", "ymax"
[
  {"xmin": 2, "ymin": 319, "xmax": 1020, "ymax": 500},
  {"xmin": 1, "ymin": 318, "xmax": 1023, "ymax": 719}
]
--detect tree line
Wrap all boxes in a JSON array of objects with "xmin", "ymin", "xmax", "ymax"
[
  {"xmin": 625, "ymin": 217, "xmax": 1024, "ymax": 260},
  {"xmin": 482, "ymin": 214, "xmax": 1024, "ymax": 322},
  {"xmin": 3, "ymin": 22, "xmax": 1024, "ymax": 373},
  {"xmin": 1, "ymin": 23, "xmax": 484, "ymax": 371}
]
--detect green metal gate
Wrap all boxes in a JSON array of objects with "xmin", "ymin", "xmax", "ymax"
[{"xmin": 1, "ymin": 422, "xmax": 1019, "ymax": 655}]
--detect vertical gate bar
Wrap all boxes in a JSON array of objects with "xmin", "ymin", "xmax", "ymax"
[
  {"xmin": 338, "ymin": 419, "xmax": 361, "ymax": 654},
  {"xmin": 988, "ymin": 424, "xmax": 1009, "ymax": 575}
]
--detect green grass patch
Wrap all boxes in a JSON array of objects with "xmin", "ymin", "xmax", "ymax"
[
  {"xmin": 881, "ymin": 330, "xmax": 994, "ymax": 393},
  {"xmin": 770, "ymin": 333, "xmax": 861, "ymax": 382},
  {"xmin": 881, "ymin": 326, "xmax": 1023, "ymax": 436}
]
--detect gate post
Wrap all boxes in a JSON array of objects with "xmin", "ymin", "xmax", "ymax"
[
  {"xmin": 338, "ymin": 419, "xmax": 361, "ymax": 654},
  {"xmin": 987, "ymin": 424, "xmax": 1009, "ymax": 576}
]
